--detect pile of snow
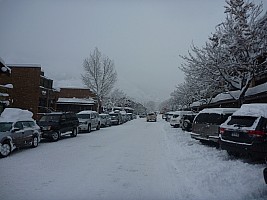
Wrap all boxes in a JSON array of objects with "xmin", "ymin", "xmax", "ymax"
[
  {"xmin": 233, "ymin": 103, "xmax": 267, "ymax": 118},
  {"xmin": 0, "ymin": 108, "xmax": 33, "ymax": 122}
]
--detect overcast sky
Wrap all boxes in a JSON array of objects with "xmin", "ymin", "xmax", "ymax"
[{"xmin": 0, "ymin": 0, "xmax": 266, "ymax": 103}]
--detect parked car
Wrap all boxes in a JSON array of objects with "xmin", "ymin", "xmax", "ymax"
[
  {"xmin": 99, "ymin": 113, "xmax": 111, "ymax": 127},
  {"xmin": 38, "ymin": 112, "xmax": 79, "ymax": 141},
  {"xmin": 165, "ymin": 111, "xmax": 176, "ymax": 122},
  {"xmin": 191, "ymin": 108, "xmax": 238, "ymax": 144},
  {"xmin": 121, "ymin": 111, "xmax": 128, "ymax": 123},
  {"xmin": 126, "ymin": 113, "xmax": 133, "ymax": 121},
  {"xmin": 77, "ymin": 110, "xmax": 101, "ymax": 132},
  {"xmin": 109, "ymin": 112, "xmax": 122, "ymax": 125},
  {"xmin": 147, "ymin": 112, "xmax": 157, "ymax": 122},
  {"xmin": 139, "ymin": 113, "xmax": 147, "ymax": 118},
  {"xmin": 170, "ymin": 111, "xmax": 194, "ymax": 128},
  {"xmin": 180, "ymin": 113, "xmax": 197, "ymax": 131},
  {"xmin": 0, "ymin": 108, "xmax": 41, "ymax": 157},
  {"xmin": 220, "ymin": 104, "xmax": 267, "ymax": 159}
]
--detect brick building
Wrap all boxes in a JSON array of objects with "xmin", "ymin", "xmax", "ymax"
[
  {"xmin": 0, "ymin": 64, "xmax": 59, "ymax": 119},
  {"xmin": 56, "ymin": 88, "xmax": 98, "ymax": 113}
]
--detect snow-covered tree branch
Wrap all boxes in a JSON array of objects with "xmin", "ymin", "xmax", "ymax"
[{"xmin": 82, "ymin": 47, "xmax": 117, "ymax": 111}]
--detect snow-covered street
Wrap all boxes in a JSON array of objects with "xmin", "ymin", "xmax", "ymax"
[{"xmin": 1, "ymin": 117, "xmax": 267, "ymax": 200}]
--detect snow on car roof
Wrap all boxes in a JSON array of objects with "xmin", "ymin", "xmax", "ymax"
[
  {"xmin": 232, "ymin": 104, "xmax": 267, "ymax": 118},
  {"xmin": 0, "ymin": 108, "xmax": 33, "ymax": 122},
  {"xmin": 199, "ymin": 108, "xmax": 238, "ymax": 114}
]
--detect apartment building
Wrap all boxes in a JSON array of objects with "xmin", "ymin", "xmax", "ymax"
[{"xmin": 0, "ymin": 64, "xmax": 59, "ymax": 119}]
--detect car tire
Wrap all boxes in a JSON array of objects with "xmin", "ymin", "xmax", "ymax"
[
  {"xmin": 183, "ymin": 121, "xmax": 188, "ymax": 128},
  {"xmin": 0, "ymin": 141, "xmax": 11, "ymax": 158},
  {"xmin": 96, "ymin": 123, "xmax": 100, "ymax": 130},
  {"xmin": 87, "ymin": 124, "xmax": 91, "ymax": 133},
  {"xmin": 31, "ymin": 136, "xmax": 39, "ymax": 148},
  {"xmin": 71, "ymin": 127, "xmax": 78, "ymax": 137},
  {"xmin": 51, "ymin": 131, "xmax": 60, "ymax": 142}
]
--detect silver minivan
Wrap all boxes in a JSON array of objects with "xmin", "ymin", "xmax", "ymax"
[
  {"xmin": 191, "ymin": 108, "xmax": 238, "ymax": 144},
  {"xmin": 77, "ymin": 110, "xmax": 101, "ymax": 133}
]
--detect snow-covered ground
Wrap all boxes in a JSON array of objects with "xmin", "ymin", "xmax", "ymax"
[{"xmin": 1, "ymin": 117, "xmax": 267, "ymax": 200}]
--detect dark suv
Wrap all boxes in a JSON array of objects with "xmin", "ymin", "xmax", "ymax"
[
  {"xmin": 38, "ymin": 112, "xmax": 79, "ymax": 142},
  {"xmin": 220, "ymin": 104, "xmax": 267, "ymax": 160},
  {"xmin": 180, "ymin": 113, "xmax": 197, "ymax": 132}
]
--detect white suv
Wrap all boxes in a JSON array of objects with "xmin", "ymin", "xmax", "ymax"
[
  {"xmin": 77, "ymin": 110, "xmax": 101, "ymax": 133},
  {"xmin": 170, "ymin": 111, "xmax": 194, "ymax": 128}
]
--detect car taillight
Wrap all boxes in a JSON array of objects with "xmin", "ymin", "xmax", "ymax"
[
  {"xmin": 219, "ymin": 128, "xmax": 225, "ymax": 134},
  {"xmin": 248, "ymin": 130, "xmax": 265, "ymax": 136}
]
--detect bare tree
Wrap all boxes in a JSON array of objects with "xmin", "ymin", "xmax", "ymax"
[{"xmin": 82, "ymin": 47, "xmax": 117, "ymax": 112}]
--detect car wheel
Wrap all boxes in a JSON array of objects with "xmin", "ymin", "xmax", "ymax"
[
  {"xmin": 71, "ymin": 127, "xmax": 78, "ymax": 137},
  {"xmin": 31, "ymin": 136, "xmax": 39, "ymax": 148},
  {"xmin": 96, "ymin": 123, "xmax": 100, "ymax": 130},
  {"xmin": 0, "ymin": 142, "xmax": 11, "ymax": 158},
  {"xmin": 87, "ymin": 124, "xmax": 91, "ymax": 133},
  {"xmin": 51, "ymin": 131, "xmax": 60, "ymax": 142},
  {"xmin": 184, "ymin": 121, "xmax": 188, "ymax": 128}
]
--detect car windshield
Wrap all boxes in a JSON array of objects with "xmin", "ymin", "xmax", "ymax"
[
  {"xmin": 227, "ymin": 116, "xmax": 257, "ymax": 127},
  {"xmin": 100, "ymin": 115, "xmax": 105, "ymax": 119},
  {"xmin": 0, "ymin": 122, "xmax": 13, "ymax": 132},
  {"xmin": 39, "ymin": 115, "xmax": 60, "ymax": 122},
  {"xmin": 77, "ymin": 114, "xmax": 90, "ymax": 119}
]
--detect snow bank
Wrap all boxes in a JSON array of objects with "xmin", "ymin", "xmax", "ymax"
[{"xmin": 0, "ymin": 108, "xmax": 33, "ymax": 122}]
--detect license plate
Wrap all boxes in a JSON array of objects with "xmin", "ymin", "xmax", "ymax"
[{"xmin": 231, "ymin": 132, "xmax": 239, "ymax": 137}]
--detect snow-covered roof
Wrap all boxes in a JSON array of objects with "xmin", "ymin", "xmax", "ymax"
[
  {"xmin": 191, "ymin": 82, "xmax": 267, "ymax": 107},
  {"xmin": 0, "ymin": 108, "xmax": 34, "ymax": 122},
  {"xmin": 199, "ymin": 108, "xmax": 239, "ymax": 115},
  {"xmin": 232, "ymin": 103, "xmax": 267, "ymax": 118},
  {"xmin": 77, "ymin": 110, "xmax": 96, "ymax": 114},
  {"xmin": 211, "ymin": 92, "xmax": 239, "ymax": 102},
  {"xmin": 57, "ymin": 98, "xmax": 95, "ymax": 105},
  {"xmin": 0, "ymin": 57, "xmax": 11, "ymax": 73},
  {"xmin": 7, "ymin": 64, "xmax": 42, "ymax": 68}
]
